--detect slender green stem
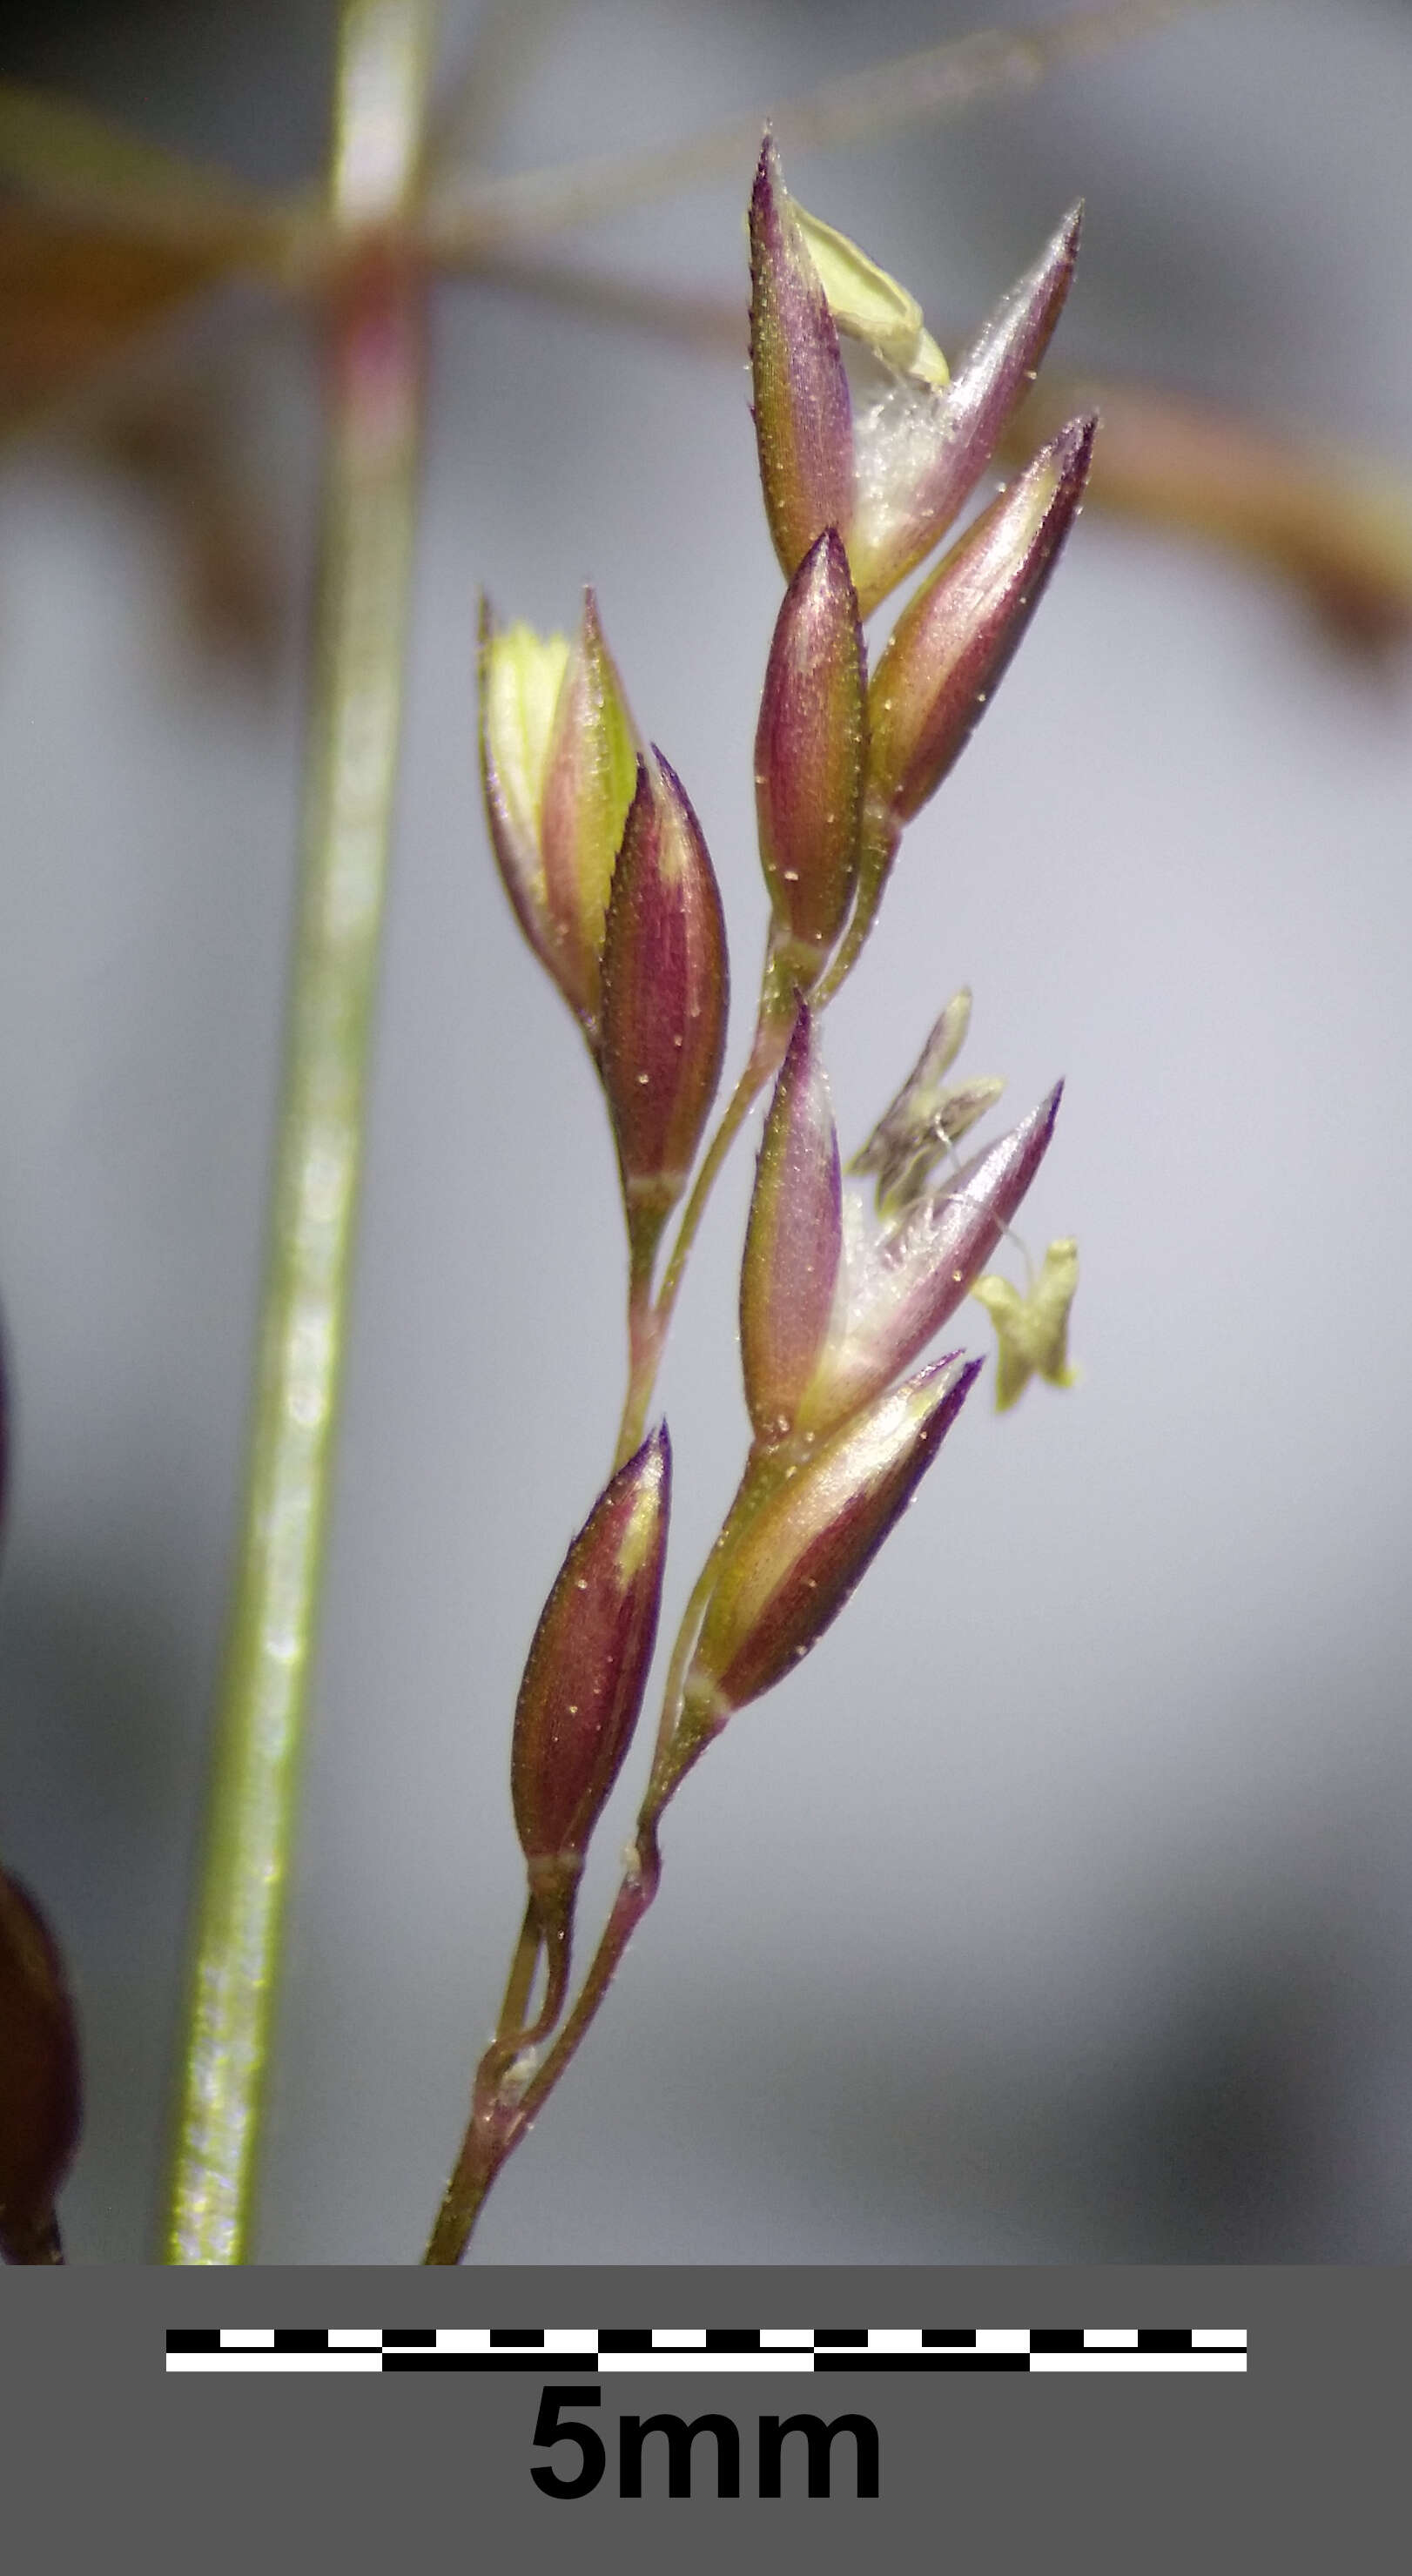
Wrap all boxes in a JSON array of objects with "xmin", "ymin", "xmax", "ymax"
[
  {"xmin": 655, "ymin": 1009, "xmax": 786, "ymax": 1329},
  {"xmin": 163, "ymin": 0, "xmax": 439, "ymax": 2266},
  {"xmin": 809, "ymin": 805, "xmax": 898, "ymax": 1012},
  {"xmin": 611, "ymin": 1253, "xmax": 666, "ymax": 1472},
  {"xmin": 495, "ymin": 1896, "xmax": 543, "ymax": 2041},
  {"xmin": 492, "ymin": 1891, "xmax": 575, "ymax": 2066}
]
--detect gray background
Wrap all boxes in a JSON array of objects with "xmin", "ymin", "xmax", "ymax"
[{"xmin": 0, "ymin": 0, "xmax": 1409, "ymax": 2263}]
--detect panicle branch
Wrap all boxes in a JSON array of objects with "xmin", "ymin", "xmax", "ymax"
[{"xmin": 435, "ymin": 121, "xmax": 1094, "ymax": 2262}]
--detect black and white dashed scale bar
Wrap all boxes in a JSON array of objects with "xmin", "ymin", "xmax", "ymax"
[{"xmin": 166, "ymin": 2326, "xmax": 1247, "ymax": 2374}]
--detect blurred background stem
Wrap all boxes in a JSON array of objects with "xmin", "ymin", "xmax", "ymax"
[{"xmin": 163, "ymin": 0, "xmax": 439, "ymax": 2263}]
